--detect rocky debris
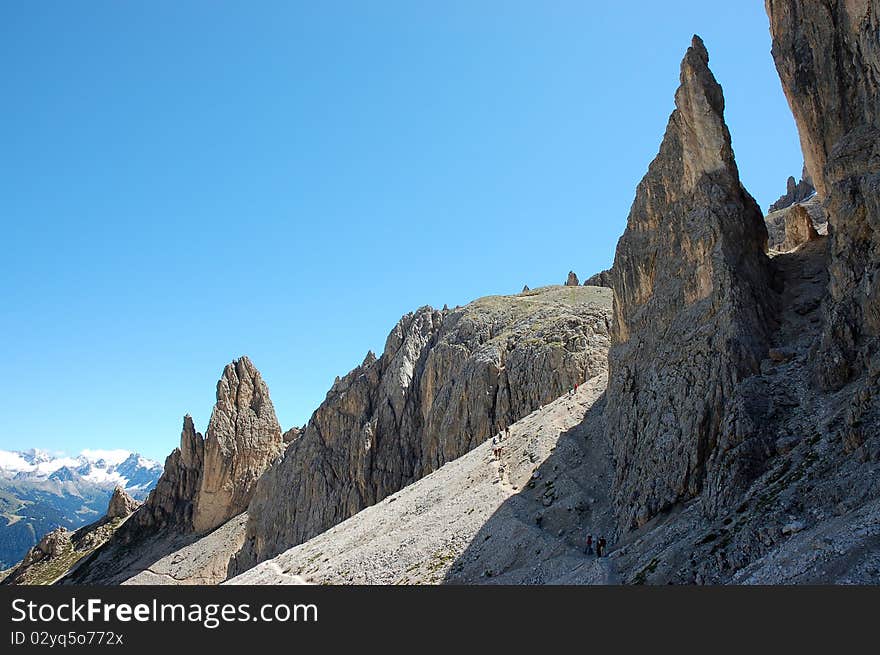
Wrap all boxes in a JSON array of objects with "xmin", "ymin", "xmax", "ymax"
[
  {"xmin": 233, "ymin": 285, "xmax": 612, "ymax": 572},
  {"xmin": 604, "ymin": 36, "xmax": 775, "ymax": 532},
  {"xmin": 227, "ymin": 376, "xmax": 616, "ymax": 585},
  {"xmin": 32, "ymin": 528, "xmax": 71, "ymax": 561},
  {"xmin": 119, "ymin": 514, "xmax": 249, "ymax": 585},
  {"xmin": 583, "ymin": 269, "xmax": 612, "ymax": 288},
  {"xmin": 781, "ymin": 520, "xmax": 805, "ymax": 536},
  {"xmin": 282, "ymin": 427, "xmax": 302, "ymax": 444},
  {"xmin": 768, "ymin": 167, "xmax": 815, "ymax": 212},
  {"xmin": 767, "ymin": 0, "xmax": 880, "ymax": 391},
  {"xmin": 565, "ymin": 271, "xmax": 580, "ymax": 286},
  {"xmin": 765, "ymin": 195, "xmax": 826, "ymax": 251},
  {"xmin": 106, "ymin": 487, "xmax": 140, "ymax": 519}
]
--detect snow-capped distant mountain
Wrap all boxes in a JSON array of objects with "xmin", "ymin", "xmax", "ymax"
[
  {"xmin": 0, "ymin": 449, "xmax": 162, "ymax": 493},
  {"xmin": 0, "ymin": 448, "xmax": 163, "ymax": 570}
]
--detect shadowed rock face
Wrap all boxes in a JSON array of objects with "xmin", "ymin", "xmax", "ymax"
[
  {"xmin": 767, "ymin": 0, "xmax": 880, "ymax": 390},
  {"xmin": 765, "ymin": 195, "xmax": 827, "ymax": 251},
  {"xmin": 605, "ymin": 36, "xmax": 775, "ymax": 531},
  {"xmin": 583, "ymin": 269, "xmax": 612, "ymax": 288},
  {"xmin": 234, "ymin": 286, "xmax": 612, "ymax": 571},
  {"xmin": 122, "ymin": 415, "xmax": 205, "ymax": 535},
  {"xmin": 106, "ymin": 487, "xmax": 140, "ymax": 519}
]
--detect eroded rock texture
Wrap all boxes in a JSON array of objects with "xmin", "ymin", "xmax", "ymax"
[
  {"xmin": 193, "ymin": 358, "xmax": 283, "ymax": 533},
  {"xmin": 125, "ymin": 356, "xmax": 282, "ymax": 536},
  {"xmin": 768, "ymin": 167, "xmax": 815, "ymax": 212},
  {"xmin": 765, "ymin": 195, "xmax": 827, "ymax": 250},
  {"xmin": 767, "ymin": 0, "xmax": 880, "ymax": 390},
  {"xmin": 605, "ymin": 37, "xmax": 775, "ymax": 531},
  {"xmin": 106, "ymin": 487, "xmax": 140, "ymax": 519},
  {"xmin": 62, "ymin": 357, "xmax": 282, "ymax": 584},
  {"xmin": 235, "ymin": 285, "xmax": 612, "ymax": 570},
  {"xmin": 584, "ymin": 269, "xmax": 612, "ymax": 288}
]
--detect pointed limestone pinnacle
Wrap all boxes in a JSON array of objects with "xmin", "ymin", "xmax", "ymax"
[
  {"xmin": 672, "ymin": 34, "xmax": 734, "ymax": 191},
  {"xmin": 192, "ymin": 356, "xmax": 283, "ymax": 534},
  {"xmin": 106, "ymin": 486, "xmax": 140, "ymax": 519},
  {"xmin": 605, "ymin": 36, "xmax": 773, "ymax": 530}
]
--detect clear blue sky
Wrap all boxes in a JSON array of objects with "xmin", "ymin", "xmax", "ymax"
[{"xmin": 1, "ymin": 2, "xmax": 802, "ymax": 462}]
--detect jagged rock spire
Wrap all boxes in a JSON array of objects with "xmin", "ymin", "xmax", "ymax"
[
  {"xmin": 192, "ymin": 356, "xmax": 283, "ymax": 533},
  {"xmin": 605, "ymin": 36, "xmax": 774, "ymax": 531},
  {"xmin": 106, "ymin": 486, "xmax": 140, "ymax": 519}
]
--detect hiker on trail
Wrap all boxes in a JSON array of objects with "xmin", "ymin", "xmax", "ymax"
[
  {"xmin": 584, "ymin": 534, "xmax": 593, "ymax": 555},
  {"xmin": 575, "ymin": 382, "xmax": 579, "ymax": 393},
  {"xmin": 597, "ymin": 536, "xmax": 607, "ymax": 557},
  {"xmin": 491, "ymin": 436, "xmax": 502, "ymax": 459},
  {"xmin": 505, "ymin": 426, "xmax": 510, "ymax": 440}
]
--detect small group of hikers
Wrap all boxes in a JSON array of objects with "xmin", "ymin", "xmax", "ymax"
[
  {"xmin": 491, "ymin": 426, "xmax": 510, "ymax": 459},
  {"xmin": 583, "ymin": 534, "xmax": 607, "ymax": 557},
  {"xmin": 567, "ymin": 382, "xmax": 580, "ymax": 397}
]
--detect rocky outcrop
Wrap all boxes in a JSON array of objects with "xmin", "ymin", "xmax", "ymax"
[
  {"xmin": 193, "ymin": 358, "xmax": 284, "ymax": 533},
  {"xmin": 583, "ymin": 269, "xmax": 612, "ymax": 288},
  {"xmin": 780, "ymin": 205, "xmax": 821, "ymax": 251},
  {"xmin": 2, "ymin": 490, "xmax": 140, "ymax": 585},
  {"xmin": 604, "ymin": 36, "xmax": 775, "ymax": 531},
  {"xmin": 234, "ymin": 285, "xmax": 612, "ymax": 571},
  {"xmin": 61, "ymin": 357, "xmax": 282, "ymax": 584},
  {"xmin": 282, "ymin": 427, "xmax": 302, "ymax": 444},
  {"xmin": 767, "ymin": 0, "xmax": 880, "ymax": 390},
  {"xmin": 765, "ymin": 195, "xmax": 827, "ymax": 250},
  {"xmin": 565, "ymin": 271, "xmax": 580, "ymax": 286},
  {"xmin": 106, "ymin": 487, "xmax": 139, "ymax": 519},
  {"xmin": 120, "ymin": 415, "xmax": 205, "ymax": 535},
  {"xmin": 121, "ymin": 357, "xmax": 282, "ymax": 537},
  {"xmin": 767, "ymin": 167, "xmax": 815, "ymax": 212}
]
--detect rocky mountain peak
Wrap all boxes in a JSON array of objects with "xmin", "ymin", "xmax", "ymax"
[
  {"xmin": 605, "ymin": 36, "xmax": 774, "ymax": 530},
  {"xmin": 566, "ymin": 271, "xmax": 580, "ymax": 286},
  {"xmin": 193, "ymin": 356, "xmax": 283, "ymax": 534},
  {"xmin": 106, "ymin": 486, "xmax": 140, "ymax": 519}
]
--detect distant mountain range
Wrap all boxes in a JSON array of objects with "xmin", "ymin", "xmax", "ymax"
[{"xmin": 0, "ymin": 449, "xmax": 162, "ymax": 570}]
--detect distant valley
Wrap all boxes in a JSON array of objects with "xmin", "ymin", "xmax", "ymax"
[{"xmin": 0, "ymin": 449, "xmax": 161, "ymax": 569}]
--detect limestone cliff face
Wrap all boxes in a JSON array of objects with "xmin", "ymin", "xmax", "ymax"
[
  {"xmin": 767, "ymin": 0, "xmax": 880, "ymax": 390},
  {"xmin": 193, "ymin": 358, "xmax": 284, "ymax": 533},
  {"xmin": 235, "ymin": 285, "xmax": 612, "ymax": 569},
  {"xmin": 87, "ymin": 358, "xmax": 281, "ymax": 547},
  {"xmin": 605, "ymin": 37, "xmax": 775, "ymax": 531},
  {"xmin": 125, "ymin": 415, "xmax": 204, "ymax": 535}
]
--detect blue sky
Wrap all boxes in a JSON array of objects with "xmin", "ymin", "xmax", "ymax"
[{"xmin": 1, "ymin": 2, "xmax": 803, "ymax": 462}]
